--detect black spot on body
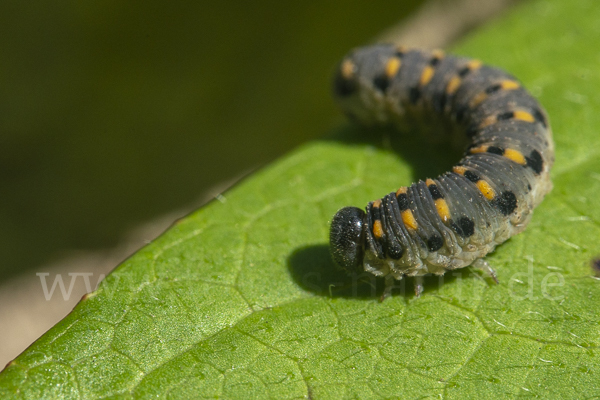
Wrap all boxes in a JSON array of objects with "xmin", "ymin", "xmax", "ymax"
[
  {"xmin": 492, "ymin": 191, "xmax": 518, "ymax": 215},
  {"xmin": 373, "ymin": 75, "xmax": 391, "ymax": 92},
  {"xmin": 464, "ymin": 170, "xmax": 481, "ymax": 183},
  {"xmin": 487, "ymin": 146, "xmax": 505, "ymax": 155},
  {"xmin": 450, "ymin": 216, "xmax": 475, "ymax": 238},
  {"xmin": 458, "ymin": 66, "xmax": 471, "ymax": 77},
  {"xmin": 428, "ymin": 184, "xmax": 444, "ymax": 200},
  {"xmin": 497, "ymin": 111, "xmax": 515, "ymax": 121},
  {"xmin": 532, "ymin": 108, "xmax": 547, "ymax": 128},
  {"xmin": 485, "ymin": 84, "xmax": 502, "ymax": 94},
  {"xmin": 457, "ymin": 216, "xmax": 475, "ymax": 237},
  {"xmin": 371, "ymin": 204, "xmax": 381, "ymax": 220},
  {"xmin": 525, "ymin": 150, "xmax": 544, "ymax": 174},
  {"xmin": 427, "ymin": 235, "xmax": 444, "ymax": 252},
  {"xmin": 397, "ymin": 193, "xmax": 410, "ymax": 211},
  {"xmin": 429, "ymin": 56, "xmax": 442, "ymax": 67},
  {"xmin": 387, "ymin": 242, "xmax": 404, "ymax": 259}
]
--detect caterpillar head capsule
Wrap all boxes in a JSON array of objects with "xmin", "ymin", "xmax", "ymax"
[{"xmin": 329, "ymin": 207, "xmax": 366, "ymax": 273}]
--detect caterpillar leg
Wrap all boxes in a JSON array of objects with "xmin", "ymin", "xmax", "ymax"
[
  {"xmin": 414, "ymin": 276, "xmax": 424, "ymax": 297},
  {"xmin": 380, "ymin": 275, "xmax": 395, "ymax": 302},
  {"xmin": 472, "ymin": 258, "xmax": 499, "ymax": 284},
  {"xmin": 380, "ymin": 274, "xmax": 425, "ymax": 300}
]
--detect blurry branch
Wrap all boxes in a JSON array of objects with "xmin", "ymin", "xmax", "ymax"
[{"xmin": 376, "ymin": 0, "xmax": 521, "ymax": 48}]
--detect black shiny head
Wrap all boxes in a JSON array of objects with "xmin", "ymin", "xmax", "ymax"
[{"xmin": 329, "ymin": 207, "xmax": 366, "ymax": 273}]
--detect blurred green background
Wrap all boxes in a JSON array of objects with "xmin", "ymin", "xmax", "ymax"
[{"xmin": 0, "ymin": 1, "xmax": 424, "ymax": 280}]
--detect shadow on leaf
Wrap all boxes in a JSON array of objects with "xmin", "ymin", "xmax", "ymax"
[
  {"xmin": 323, "ymin": 123, "xmax": 464, "ymax": 184},
  {"xmin": 288, "ymin": 243, "xmax": 488, "ymax": 300},
  {"xmin": 287, "ymin": 244, "xmax": 385, "ymax": 299}
]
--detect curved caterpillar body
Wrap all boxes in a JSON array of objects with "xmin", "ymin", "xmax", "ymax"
[{"xmin": 329, "ymin": 44, "xmax": 554, "ymax": 297}]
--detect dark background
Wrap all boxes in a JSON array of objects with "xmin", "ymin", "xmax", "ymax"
[{"xmin": 0, "ymin": 1, "xmax": 424, "ymax": 281}]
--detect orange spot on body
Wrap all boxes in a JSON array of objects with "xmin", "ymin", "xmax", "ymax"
[
  {"xmin": 476, "ymin": 180, "xmax": 496, "ymax": 200},
  {"xmin": 419, "ymin": 66, "xmax": 435, "ymax": 86},
  {"xmin": 471, "ymin": 80, "xmax": 520, "ymax": 108},
  {"xmin": 402, "ymin": 209, "xmax": 418, "ymax": 230},
  {"xmin": 385, "ymin": 57, "xmax": 402, "ymax": 78},
  {"xmin": 434, "ymin": 199, "xmax": 451, "ymax": 222},
  {"xmin": 469, "ymin": 145, "xmax": 489, "ymax": 154},
  {"xmin": 446, "ymin": 76, "xmax": 462, "ymax": 95},
  {"xmin": 340, "ymin": 59, "xmax": 355, "ymax": 79},
  {"xmin": 504, "ymin": 148, "xmax": 527, "ymax": 165},
  {"xmin": 513, "ymin": 110, "xmax": 535, "ymax": 123},
  {"xmin": 500, "ymin": 80, "xmax": 520, "ymax": 90},
  {"xmin": 467, "ymin": 59, "xmax": 482, "ymax": 70},
  {"xmin": 396, "ymin": 186, "xmax": 408, "ymax": 196},
  {"xmin": 396, "ymin": 45, "xmax": 408, "ymax": 54},
  {"xmin": 453, "ymin": 166, "xmax": 467, "ymax": 175},
  {"xmin": 432, "ymin": 49, "xmax": 445, "ymax": 59},
  {"xmin": 373, "ymin": 220, "xmax": 384, "ymax": 239},
  {"xmin": 479, "ymin": 115, "xmax": 498, "ymax": 129},
  {"xmin": 470, "ymin": 92, "xmax": 488, "ymax": 108}
]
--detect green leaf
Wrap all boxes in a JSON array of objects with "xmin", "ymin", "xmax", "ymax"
[{"xmin": 2, "ymin": 0, "xmax": 600, "ymax": 398}]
